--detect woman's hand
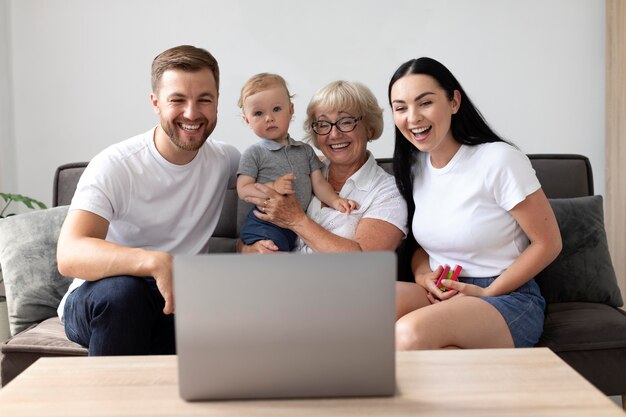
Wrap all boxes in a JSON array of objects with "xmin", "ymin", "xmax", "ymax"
[
  {"xmin": 438, "ymin": 279, "xmax": 492, "ymax": 298},
  {"xmin": 424, "ymin": 275, "xmax": 493, "ymax": 304},
  {"xmin": 415, "ymin": 265, "xmax": 458, "ymax": 304},
  {"xmin": 237, "ymin": 239, "xmax": 280, "ymax": 254},
  {"xmin": 245, "ymin": 180, "xmax": 307, "ymax": 229}
]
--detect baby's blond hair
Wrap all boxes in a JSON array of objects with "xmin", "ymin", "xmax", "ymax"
[{"xmin": 238, "ymin": 73, "xmax": 293, "ymax": 110}]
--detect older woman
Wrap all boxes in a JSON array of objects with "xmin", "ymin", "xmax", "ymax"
[{"xmin": 240, "ymin": 80, "xmax": 407, "ymax": 254}]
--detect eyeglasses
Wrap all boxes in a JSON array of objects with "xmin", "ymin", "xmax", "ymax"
[{"xmin": 311, "ymin": 116, "xmax": 362, "ymax": 136}]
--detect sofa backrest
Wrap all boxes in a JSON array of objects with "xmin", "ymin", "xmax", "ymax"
[
  {"xmin": 526, "ymin": 154, "xmax": 593, "ymax": 198},
  {"xmin": 52, "ymin": 154, "xmax": 594, "ymax": 252}
]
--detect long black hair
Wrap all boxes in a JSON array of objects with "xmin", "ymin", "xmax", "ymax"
[{"xmin": 387, "ymin": 57, "xmax": 508, "ymax": 278}]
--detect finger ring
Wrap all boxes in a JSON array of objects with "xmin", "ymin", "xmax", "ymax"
[{"xmin": 264, "ymin": 198, "xmax": 269, "ymax": 207}]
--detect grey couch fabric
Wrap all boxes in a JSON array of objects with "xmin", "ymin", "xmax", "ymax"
[
  {"xmin": 1, "ymin": 155, "xmax": 625, "ymax": 398},
  {"xmin": 535, "ymin": 196, "xmax": 622, "ymax": 307},
  {"xmin": 0, "ymin": 206, "xmax": 72, "ymax": 335}
]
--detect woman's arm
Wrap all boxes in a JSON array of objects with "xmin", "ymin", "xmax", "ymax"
[
  {"xmin": 247, "ymin": 182, "xmax": 404, "ymax": 252},
  {"xmin": 411, "ymin": 247, "xmax": 431, "ymax": 278},
  {"xmin": 442, "ymin": 188, "xmax": 562, "ymax": 297},
  {"xmin": 486, "ymin": 188, "xmax": 561, "ymax": 295},
  {"xmin": 295, "ymin": 216, "xmax": 403, "ymax": 252}
]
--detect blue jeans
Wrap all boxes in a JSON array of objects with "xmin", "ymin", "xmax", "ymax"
[{"xmin": 63, "ymin": 276, "xmax": 175, "ymax": 356}]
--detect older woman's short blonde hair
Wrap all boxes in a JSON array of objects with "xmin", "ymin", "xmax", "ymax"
[{"xmin": 303, "ymin": 80, "xmax": 384, "ymax": 148}]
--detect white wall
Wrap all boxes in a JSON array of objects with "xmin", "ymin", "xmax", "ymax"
[
  {"xmin": 0, "ymin": 0, "xmax": 15, "ymax": 193},
  {"xmin": 4, "ymin": 0, "xmax": 605, "ymax": 205}
]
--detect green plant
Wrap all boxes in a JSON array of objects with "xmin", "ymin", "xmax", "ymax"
[{"xmin": 0, "ymin": 193, "xmax": 47, "ymax": 218}]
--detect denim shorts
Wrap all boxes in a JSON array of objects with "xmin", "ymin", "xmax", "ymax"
[
  {"xmin": 459, "ymin": 277, "xmax": 546, "ymax": 347},
  {"xmin": 239, "ymin": 208, "xmax": 297, "ymax": 252}
]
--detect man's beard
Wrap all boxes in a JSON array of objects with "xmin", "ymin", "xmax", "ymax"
[{"xmin": 161, "ymin": 118, "xmax": 217, "ymax": 152}]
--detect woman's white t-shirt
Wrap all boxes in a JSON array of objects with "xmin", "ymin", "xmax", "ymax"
[{"xmin": 412, "ymin": 142, "xmax": 540, "ymax": 277}]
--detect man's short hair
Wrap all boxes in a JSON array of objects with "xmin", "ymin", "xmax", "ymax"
[{"xmin": 151, "ymin": 45, "xmax": 220, "ymax": 92}]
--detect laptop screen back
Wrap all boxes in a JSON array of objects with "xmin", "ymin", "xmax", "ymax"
[{"xmin": 174, "ymin": 251, "xmax": 396, "ymax": 401}]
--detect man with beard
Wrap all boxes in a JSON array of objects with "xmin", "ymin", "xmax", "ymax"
[{"xmin": 56, "ymin": 45, "xmax": 240, "ymax": 356}]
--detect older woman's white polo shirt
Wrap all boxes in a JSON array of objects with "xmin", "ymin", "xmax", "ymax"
[{"xmin": 297, "ymin": 152, "xmax": 408, "ymax": 253}]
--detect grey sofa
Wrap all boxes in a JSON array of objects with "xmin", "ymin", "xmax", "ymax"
[{"xmin": 1, "ymin": 155, "xmax": 625, "ymax": 404}]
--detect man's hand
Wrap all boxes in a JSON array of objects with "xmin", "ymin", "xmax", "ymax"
[{"xmin": 146, "ymin": 251, "xmax": 175, "ymax": 314}]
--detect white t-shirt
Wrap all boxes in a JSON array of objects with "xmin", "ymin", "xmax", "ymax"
[
  {"xmin": 297, "ymin": 152, "xmax": 408, "ymax": 253},
  {"xmin": 57, "ymin": 127, "xmax": 240, "ymax": 319},
  {"xmin": 412, "ymin": 142, "xmax": 540, "ymax": 277}
]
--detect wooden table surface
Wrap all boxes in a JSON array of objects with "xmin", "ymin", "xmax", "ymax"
[{"xmin": 0, "ymin": 348, "xmax": 623, "ymax": 416}]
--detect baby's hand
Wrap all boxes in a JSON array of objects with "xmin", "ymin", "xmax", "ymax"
[
  {"xmin": 333, "ymin": 198, "xmax": 358, "ymax": 214},
  {"xmin": 274, "ymin": 173, "xmax": 296, "ymax": 195}
]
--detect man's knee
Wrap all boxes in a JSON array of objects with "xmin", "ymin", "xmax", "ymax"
[{"xmin": 83, "ymin": 276, "xmax": 162, "ymax": 320}]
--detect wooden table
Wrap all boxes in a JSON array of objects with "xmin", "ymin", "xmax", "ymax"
[{"xmin": 0, "ymin": 348, "xmax": 623, "ymax": 416}]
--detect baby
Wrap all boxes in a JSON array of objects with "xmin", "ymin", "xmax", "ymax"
[{"xmin": 237, "ymin": 73, "xmax": 357, "ymax": 251}]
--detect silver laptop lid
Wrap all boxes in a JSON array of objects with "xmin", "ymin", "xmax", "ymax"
[{"xmin": 174, "ymin": 251, "xmax": 396, "ymax": 401}]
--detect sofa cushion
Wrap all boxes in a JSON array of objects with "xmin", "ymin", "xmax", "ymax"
[
  {"xmin": 0, "ymin": 206, "xmax": 72, "ymax": 336},
  {"xmin": 0, "ymin": 317, "xmax": 87, "ymax": 386},
  {"xmin": 1, "ymin": 317, "xmax": 86, "ymax": 356},
  {"xmin": 537, "ymin": 302, "xmax": 626, "ymax": 396},
  {"xmin": 534, "ymin": 196, "xmax": 623, "ymax": 307},
  {"xmin": 539, "ymin": 302, "xmax": 626, "ymax": 352}
]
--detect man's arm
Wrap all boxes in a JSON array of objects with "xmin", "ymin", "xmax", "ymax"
[{"xmin": 56, "ymin": 209, "xmax": 175, "ymax": 314}]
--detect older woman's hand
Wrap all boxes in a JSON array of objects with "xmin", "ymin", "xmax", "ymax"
[
  {"xmin": 237, "ymin": 239, "xmax": 280, "ymax": 254},
  {"xmin": 245, "ymin": 178, "xmax": 308, "ymax": 230}
]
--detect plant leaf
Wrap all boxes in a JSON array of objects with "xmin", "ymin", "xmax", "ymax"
[{"xmin": 0, "ymin": 192, "xmax": 47, "ymax": 214}]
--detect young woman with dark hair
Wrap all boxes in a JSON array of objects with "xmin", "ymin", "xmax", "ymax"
[{"xmin": 389, "ymin": 57, "xmax": 562, "ymax": 349}]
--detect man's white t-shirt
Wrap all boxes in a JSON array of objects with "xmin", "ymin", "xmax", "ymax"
[
  {"xmin": 412, "ymin": 142, "xmax": 540, "ymax": 277},
  {"xmin": 57, "ymin": 127, "xmax": 240, "ymax": 319}
]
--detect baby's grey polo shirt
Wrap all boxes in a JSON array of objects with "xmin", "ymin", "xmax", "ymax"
[{"xmin": 238, "ymin": 136, "xmax": 325, "ymax": 209}]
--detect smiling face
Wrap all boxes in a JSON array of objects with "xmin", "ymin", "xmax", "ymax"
[
  {"xmin": 313, "ymin": 108, "xmax": 369, "ymax": 171},
  {"xmin": 242, "ymin": 86, "xmax": 293, "ymax": 145},
  {"xmin": 390, "ymin": 74, "xmax": 461, "ymax": 167},
  {"xmin": 151, "ymin": 68, "xmax": 218, "ymax": 164}
]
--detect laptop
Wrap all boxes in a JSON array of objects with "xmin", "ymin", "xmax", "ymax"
[{"xmin": 173, "ymin": 251, "xmax": 396, "ymax": 401}]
